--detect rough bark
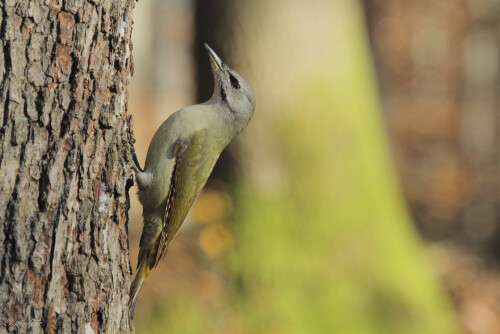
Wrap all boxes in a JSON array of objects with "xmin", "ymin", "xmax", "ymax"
[{"xmin": 0, "ymin": 0, "xmax": 135, "ymax": 333}]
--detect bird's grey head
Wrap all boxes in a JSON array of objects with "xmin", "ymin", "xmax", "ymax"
[{"xmin": 204, "ymin": 44, "xmax": 255, "ymax": 126}]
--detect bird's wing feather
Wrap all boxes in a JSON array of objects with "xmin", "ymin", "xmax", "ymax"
[{"xmin": 154, "ymin": 129, "xmax": 212, "ymax": 266}]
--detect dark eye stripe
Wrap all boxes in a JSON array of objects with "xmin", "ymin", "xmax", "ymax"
[{"xmin": 229, "ymin": 74, "xmax": 239, "ymax": 87}]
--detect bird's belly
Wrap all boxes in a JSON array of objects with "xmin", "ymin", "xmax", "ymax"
[{"xmin": 138, "ymin": 158, "xmax": 174, "ymax": 211}]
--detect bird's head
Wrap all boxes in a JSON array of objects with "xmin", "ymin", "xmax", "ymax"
[{"xmin": 204, "ymin": 44, "xmax": 255, "ymax": 124}]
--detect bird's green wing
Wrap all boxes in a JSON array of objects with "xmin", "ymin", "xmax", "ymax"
[{"xmin": 154, "ymin": 129, "xmax": 215, "ymax": 266}]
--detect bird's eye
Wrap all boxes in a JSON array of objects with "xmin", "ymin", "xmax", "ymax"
[{"xmin": 229, "ymin": 74, "xmax": 241, "ymax": 90}]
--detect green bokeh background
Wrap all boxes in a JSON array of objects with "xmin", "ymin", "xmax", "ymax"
[{"xmin": 130, "ymin": 1, "xmax": 458, "ymax": 333}]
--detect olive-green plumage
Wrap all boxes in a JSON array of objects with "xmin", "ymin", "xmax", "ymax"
[{"xmin": 127, "ymin": 44, "xmax": 255, "ymax": 322}]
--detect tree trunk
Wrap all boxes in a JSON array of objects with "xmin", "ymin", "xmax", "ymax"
[{"xmin": 0, "ymin": 0, "xmax": 135, "ymax": 333}]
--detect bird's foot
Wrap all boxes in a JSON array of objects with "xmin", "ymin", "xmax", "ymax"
[{"xmin": 122, "ymin": 139, "xmax": 143, "ymax": 173}]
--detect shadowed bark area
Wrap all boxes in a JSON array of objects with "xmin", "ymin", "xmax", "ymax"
[{"xmin": 0, "ymin": 0, "xmax": 135, "ymax": 332}]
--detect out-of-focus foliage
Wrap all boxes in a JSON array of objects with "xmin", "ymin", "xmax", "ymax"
[
  {"xmin": 129, "ymin": 0, "xmax": 460, "ymax": 333},
  {"xmin": 365, "ymin": 0, "xmax": 500, "ymax": 248},
  {"xmin": 221, "ymin": 1, "xmax": 456, "ymax": 332},
  {"xmin": 364, "ymin": 2, "xmax": 500, "ymax": 332}
]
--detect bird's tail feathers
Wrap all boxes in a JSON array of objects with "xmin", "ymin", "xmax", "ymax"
[
  {"xmin": 129, "ymin": 257, "xmax": 147, "ymax": 327},
  {"xmin": 129, "ymin": 238, "xmax": 159, "ymax": 328}
]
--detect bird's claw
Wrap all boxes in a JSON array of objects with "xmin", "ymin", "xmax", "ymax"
[{"xmin": 122, "ymin": 139, "xmax": 143, "ymax": 173}]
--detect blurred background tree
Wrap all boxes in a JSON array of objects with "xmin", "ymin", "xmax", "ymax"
[{"xmin": 128, "ymin": 0, "xmax": 500, "ymax": 333}]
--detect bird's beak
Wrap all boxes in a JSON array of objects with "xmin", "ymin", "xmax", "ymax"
[{"xmin": 204, "ymin": 44, "xmax": 226, "ymax": 76}]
